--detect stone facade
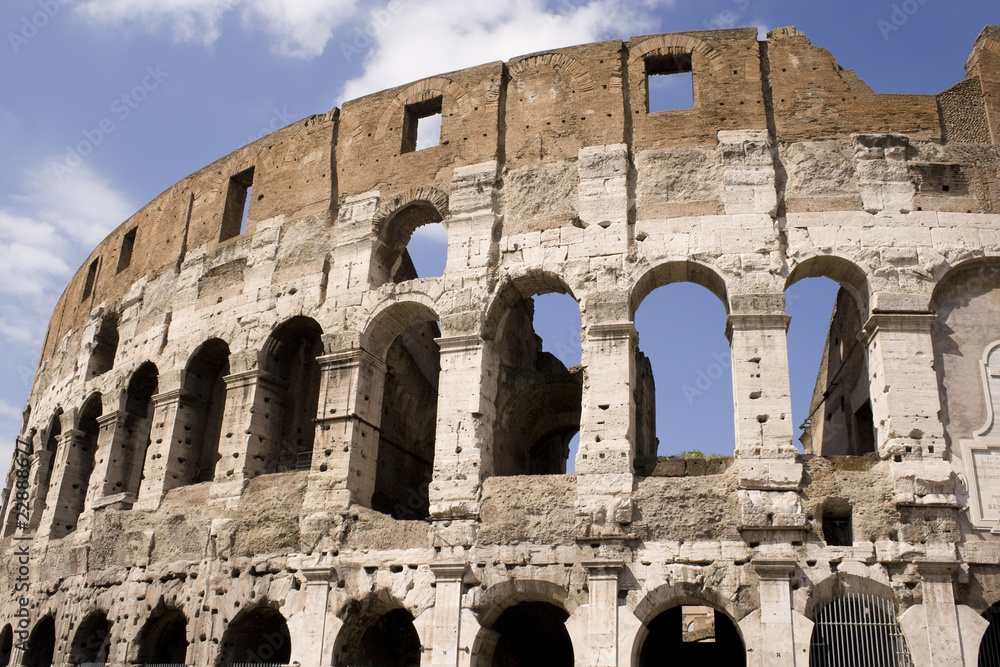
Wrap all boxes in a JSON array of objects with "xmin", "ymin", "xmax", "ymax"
[{"xmin": 1, "ymin": 24, "xmax": 1000, "ymax": 667}]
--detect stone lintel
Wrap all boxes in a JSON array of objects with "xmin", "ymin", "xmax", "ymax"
[
  {"xmin": 582, "ymin": 559, "xmax": 625, "ymax": 579},
  {"xmin": 586, "ymin": 322, "xmax": 637, "ymax": 342},
  {"xmin": 752, "ymin": 559, "xmax": 797, "ymax": 579},
  {"xmin": 96, "ymin": 411, "xmax": 126, "ymax": 426},
  {"xmin": 434, "ymin": 334, "xmax": 486, "ymax": 354},
  {"xmin": 301, "ymin": 565, "xmax": 337, "ymax": 585},
  {"xmin": 862, "ymin": 312, "xmax": 936, "ymax": 339},
  {"xmin": 429, "ymin": 562, "xmax": 468, "ymax": 581},
  {"xmin": 317, "ymin": 348, "xmax": 386, "ymax": 372},
  {"xmin": 223, "ymin": 368, "xmax": 286, "ymax": 390}
]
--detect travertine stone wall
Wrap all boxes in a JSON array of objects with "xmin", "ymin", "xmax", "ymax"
[{"xmin": 1, "ymin": 24, "xmax": 1000, "ymax": 667}]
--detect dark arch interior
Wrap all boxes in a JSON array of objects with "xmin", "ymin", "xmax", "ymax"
[
  {"xmin": 182, "ymin": 339, "xmax": 231, "ymax": 485},
  {"xmin": 978, "ymin": 601, "xmax": 1000, "ymax": 666},
  {"xmin": 638, "ymin": 605, "xmax": 745, "ymax": 667},
  {"xmin": 490, "ymin": 601, "xmax": 574, "ymax": 667},
  {"xmin": 86, "ymin": 316, "xmax": 119, "ymax": 378},
  {"xmin": 56, "ymin": 394, "xmax": 102, "ymax": 537},
  {"xmin": 373, "ymin": 320, "xmax": 439, "ymax": 519},
  {"xmin": 22, "ymin": 617, "xmax": 55, "ymax": 667},
  {"xmin": 120, "ymin": 363, "xmax": 159, "ymax": 497},
  {"xmin": 217, "ymin": 606, "xmax": 291, "ymax": 665},
  {"xmin": 70, "ymin": 611, "xmax": 111, "ymax": 664},
  {"xmin": 137, "ymin": 608, "xmax": 188, "ymax": 664},
  {"xmin": 339, "ymin": 608, "xmax": 421, "ymax": 667},
  {"xmin": 0, "ymin": 624, "xmax": 13, "ymax": 667},
  {"xmin": 261, "ymin": 317, "xmax": 323, "ymax": 473}
]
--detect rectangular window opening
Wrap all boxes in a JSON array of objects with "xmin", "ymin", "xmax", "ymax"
[
  {"xmin": 116, "ymin": 227, "xmax": 137, "ymax": 273},
  {"xmin": 402, "ymin": 97, "xmax": 443, "ymax": 153},
  {"xmin": 219, "ymin": 167, "xmax": 255, "ymax": 242},
  {"xmin": 81, "ymin": 258, "xmax": 99, "ymax": 301},
  {"xmin": 681, "ymin": 605, "xmax": 716, "ymax": 643},
  {"xmin": 646, "ymin": 53, "xmax": 694, "ymax": 113}
]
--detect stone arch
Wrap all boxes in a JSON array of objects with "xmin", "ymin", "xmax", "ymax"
[
  {"xmin": 0, "ymin": 624, "xmax": 11, "ymax": 667},
  {"xmin": 785, "ymin": 254, "xmax": 871, "ymax": 320},
  {"xmin": 374, "ymin": 76, "xmax": 474, "ymax": 142},
  {"xmin": 631, "ymin": 583, "xmax": 748, "ymax": 667},
  {"xmin": 178, "ymin": 338, "xmax": 231, "ymax": 486},
  {"xmin": 259, "ymin": 316, "xmax": 324, "ymax": 473},
  {"xmin": 21, "ymin": 615, "xmax": 55, "ymax": 667},
  {"xmin": 370, "ymin": 193, "xmax": 448, "ymax": 285},
  {"xmin": 19, "ymin": 408, "xmax": 62, "ymax": 534},
  {"xmin": 85, "ymin": 313, "xmax": 120, "ymax": 379},
  {"xmin": 111, "ymin": 361, "xmax": 158, "ymax": 499},
  {"xmin": 482, "ymin": 270, "xmax": 577, "ymax": 342},
  {"xmin": 333, "ymin": 593, "xmax": 428, "ymax": 667},
  {"xmin": 630, "ymin": 260, "xmax": 730, "ymax": 318},
  {"xmin": 629, "ymin": 34, "xmax": 722, "ymax": 70},
  {"xmin": 68, "ymin": 609, "xmax": 111, "ymax": 665},
  {"xmin": 134, "ymin": 602, "xmax": 189, "ymax": 665},
  {"xmin": 471, "ymin": 581, "xmax": 577, "ymax": 667},
  {"xmin": 509, "ymin": 52, "xmax": 595, "ymax": 93},
  {"xmin": 50, "ymin": 392, "xmax": 102, "ymax": 537},
  {"xmin": 216, "ymin": 602, "xmax": 291, "ymax": 665},
  {"xmin": 803, "ymin": 569, "xmax": 896, "ymax": 620},
  {"xmin": 360, "ymin": 296, "xmax": 441, "ymax": 362}
]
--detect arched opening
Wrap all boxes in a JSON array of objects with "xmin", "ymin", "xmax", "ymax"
[
  {"xmin": 809, "ymin": 593, "xmax": 911, "ymax": 666},
  {"xmin": 69, "ymin": 611, "xmax": 111, "ymax": 665},
  {"xmin": 371, "ymin": 201, "xmax": 447, "ymax": 286},
  {"xmin": 335, "ymin": 607, "xmax": 421, "ymax": 667},
  {"xmin": 818, "ymin": 496, "xmax": 853, "ymax": 546},
  {"xmin": 136, "ymin": 605, "xmax": 188, "ymax": 665},
  {"xmin": 633, "ymin": 279, "xmax": 732, "ymax": 461},
  {"xmin": 22, "ymin": 616, "xmax": 55, "ymax": 667},
  {"xmin": 638, "ymin": 604, "xmax": 745, "ymax": 666},
  {"xmin": 52, "ymin": 393, "xmax": 101, "ymax": 537},
  {"xmin": 490, "ymin": 283, "xmax": 582, "ymax": 476},
  {"xmin": 216, "ymin": 605, "xmax": 291, "ymax": 665},
  {"xmin": 28, "ymin": 413, "xmax": 61, "ymax": 533},
  {"xmin": 85, "ymin": 316, "xmax": 119, "ymax": 378},
  {"xmin": 487, "ymin": 601, "xmax": 574, "ymax": 666},
  {"xmin": 180, "ymin": 339, "xmax": 230, "ymax": 485},
  {"xmin": 115, "ymin": 362, "xmax": 158, "ymax": 498},
  {"xmin": 979, "ymin": 600, "xmax": 1000, "ymax": 666},
  {"xmin": 260, "ymin": 317, "xmax": 324, "ymax": 473},
  {"xmin": 0, "ymin": 624, "xmax": 12, "ymax": 667},
  {"xmin": 787, "ymin": 275, "xmax": 874, "ymax": 456},
  {"xmin": 373, "ymin": 318, "xmax": 440, "ymax": 519}
]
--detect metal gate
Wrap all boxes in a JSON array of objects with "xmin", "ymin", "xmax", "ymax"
[
  {"xmin": 809, "ymin": 593, "xmax": 913, "ymax": 667},
  {"xmin": 979, "ymin": 603, "xmax": 1000, "ymax": 666}
]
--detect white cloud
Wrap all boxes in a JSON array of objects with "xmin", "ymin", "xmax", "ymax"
[
  {"xmin": 0, "ymin": 164, "xmax": 132, "ymax": 348},
  {"xmin": 339, "ymin": 0, "xmax": 664, "ymax": 102},
  {"xmin": 411, "ymin": 222, "xmax": 448, "ymax": 244},
  {"xmin": 74, "ymin": 0, "xmax": 357, "ymax": 58}
]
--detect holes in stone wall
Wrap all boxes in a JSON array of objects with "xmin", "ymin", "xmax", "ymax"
[
  {"xmin": 402, "ymin": 96, "xmax": 443, "ymax": 152},
  {"xmin": 634, "ymin": 282, "xmax": 733, "ymax": 461},
  {"xmin": 373, "ymin": 320, "xmax": 440, "ymax": 520},
  {"xmin": 117, "ymin": 226, "xmax": 137, "ymax": 273},
  {"xmin": 493, "ymin": 291, "xmax": 582, "ymax": 476},
  {"xmin": 646, "ymin": 52, "xmax": 694, "ymax": 112},
  {"xmin": 220, "ymin": 167, "xmax": 255, "ymax": 242}
]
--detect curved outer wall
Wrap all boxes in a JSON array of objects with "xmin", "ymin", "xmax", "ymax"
[{"xmin": 1, "ymin": 24, "xmax": 1000, "ymax": 667}]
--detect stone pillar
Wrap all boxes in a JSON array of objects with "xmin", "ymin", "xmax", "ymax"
[
  {"xmin": 583, "ymin": 560, "xmax": 623, "ymax": 667},
  {"xmin": 292, "ymin": 566, "xmax": 335, "ymax": 666},
  {"xmin": 41, "ymin": 429, "xmax": 93, "ymax": 538},
  {"xmin": 576, "ymin": 323, "xmax": 635, "ymax": 538},
  {"xmin": 135, "ymin": 388, "xmax": 192, "ymax": 510},
  {"xmin": 304, "ymin": 349, "xmax": 386, "ymax": 510},
  {"xmin": 25, "ymin": 449, "xmax": 54, "ymax": 532},
  {"xmin": 429, "ymin": 563, "xmax": 467, "ymax": 667},
  {"xmin": 753, "ymin": 561, "xmax": 799, "ymax": 667},
  {"xmin": 89, "ymin": 410, "xmax": 130, "ymax": 501},
  {"xmin": 429, "ymin": 336, "xmax": 497, "ymax": 520},
  {"xmin": 211, "ymin": 369, "xmax": 286, "ymax": 502},
  {"xmin": 863, "ymin": 314, "xmax": 954, "ymax": 505},
  {"xmin": 913, "ymin": 561, "xmax": 966, "ymax": 666},
  {"xmin": 853, "ymin": 133, "xmax": 914, "ymax": 214}
]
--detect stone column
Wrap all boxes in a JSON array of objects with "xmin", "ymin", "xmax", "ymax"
[
  {"xmin": 576, "ymin": 323, "xmax": 635, "ymax": 538},
  {"xmin": 24, "ymin": 449, "xmax": 54, "ymax": 533},
  {"xmin": 210, "ymin": 369, "xmax": 286, "ymax": 502},
  {"xmin": 292, "ymin": 566, "xmax": 335, "ymax": 666},
  {"xmin": 88, "ymin": 410, "xmax": 130, "ymax": 501},
  {"xmin": 753, "ymin": 561, "xmax": 799, "ymax": 667},
  {"xmin": 429, "ymin": 336, "xmax": 498, "ymax": 520},
  {"xmin": 863, "ymin": 314, "xmax": 954, "ymax": 505},
  {"xmin": 429, "ymin": 563, "xmax": 467, "ymax": 667},
  {"xmin": 41, "ymin": 429, "xmax": 92, "ymax": 538},
  {"xmin": 304, "ymin": 349, "xmax": 386, "ymax": 510},
  {"xmin": 583, "ymin": 560, "xmax": 623, "ymax": 667},
  {"xmin": 135, "ymin": 388, "xmax": 191, "ymax": 510},
  {"xmin": 913, "ymin": 561, "xmax": 966, "ymax": 666}
]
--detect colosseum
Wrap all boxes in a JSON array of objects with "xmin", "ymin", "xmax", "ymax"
[{"xmin": 1, "ymin": 22, "xmax": 1000, "ymax": 667}]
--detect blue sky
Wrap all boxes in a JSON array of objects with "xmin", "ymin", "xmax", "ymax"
[{"xmin": 0, "ymin": 0, "xmax": 996, "ymax": 469}]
